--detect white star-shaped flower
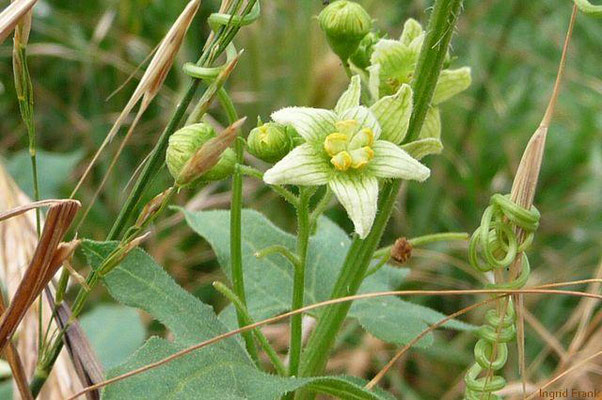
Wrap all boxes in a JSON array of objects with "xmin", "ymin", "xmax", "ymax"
[{"xmin": 264, "ymin": 76, "xmax": 430, "ymax": 238}]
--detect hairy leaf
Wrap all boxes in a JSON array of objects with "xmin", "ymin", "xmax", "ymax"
[
  {"xmin": 82, "ymin": 241, "xmax": 393, "ymax": 399},
  {"xmin": 181, "ymin": 209, "xmax": 473, "ymax": 347},
  {"xmin": 80, "ymin": 305, "xmax": 146, "ymax": 369}
]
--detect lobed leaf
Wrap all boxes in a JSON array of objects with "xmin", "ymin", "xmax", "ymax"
[
  {"xmin": 181, "ymin": 209, "xmax": 473, "ymax": 348},
  {"xmin": 82, "ymin": 241, "xmax": 393, "ymax": 399}
]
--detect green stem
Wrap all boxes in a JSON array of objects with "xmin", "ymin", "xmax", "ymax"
[
  {"xmin": 410, "ymin": 231, "xmax": 469, "ymax": 247},
  {"xmin": 213, "ymin": 282, "xmax": 286, "ymax": 375},
  {"xmin": 288, "ymin": 188, "xmax": 312, "ymax": 379},
  {"xmin": 106, "ymin": 1, "xmax": 257, "ymax": 240},
  {"xmin": 297, "ymin": 182, "xmax": 401, "ymax": 386},
  {"xmin": 372, "ymin": 231, "xmax": 469, "ymax": 259},
  {"xmin": 225, "ymin": 88, "xmax": 260, "ymax": 364},
  {"xmin": 297, "ymin": 0, "xmax": 466, "ymax": 393},
  {"xmin": 364, "ymin": 255, "xmax": 390, "ymax": 278},
  {"xmin": 309, "ymin": 188, "xmax": 332, "ymax": 230},
  {"xmin": 238, "ymin": 165, "xmax": 299, "ymax": 207},
  {"xmin": 255, "ymin": 245, "xmax": 300, "ymax": 270},
  {"xmin": 31, "ymin": 3, "xmax": 261, "ymax": 396}
]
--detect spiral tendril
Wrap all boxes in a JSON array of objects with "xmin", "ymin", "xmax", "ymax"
[
  {"xmin": 183, "ymin": 1, "xmax": 261, "ymax": 81},
  {"xmin": 464, "ymin": 194, "xmax": 540, "ymax": 400}
]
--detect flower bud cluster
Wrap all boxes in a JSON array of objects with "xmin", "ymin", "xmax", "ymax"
[{"xmin": 166, "ymin": 122, "xmax": 236, "ymax": 186}]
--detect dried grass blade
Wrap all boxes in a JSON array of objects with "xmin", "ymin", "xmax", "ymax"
[
  {"xmin": 0, "ymin": 0, "xmax": 36, "ymax": 44},
  {"xmin": 506, "ymin": 7, "xmax": 577, "ymax": 396},
  {"xmin": 0, "ymin": 296, "xmax": 33, "ymax": 400},
  {"xmin": 44, "ymin": 293, "xmax": 103, "ymax": 400},
  {"xmin": 0, "ymin": 199, "xmax": 74, "ymax": 223},
  {"xmin": 0, "ymin": 162, "xmax": 83, "ymax": 399},
  {"xmin": 71, "ymin": 0, "xmax": 201, "ymax": 197},
  {"xmin": 0, "ymin": 201, "xmax": 80, "ymax": 352}
]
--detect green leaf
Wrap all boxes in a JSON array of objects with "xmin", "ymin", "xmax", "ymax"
[
  {"xmin": 81, "ymin": 241, "xmax": 392, "ymax": 400},
  {"xmin": 79, "ymin": 305, "xmax": 146, "ymax": 370},
  {"xmin": 5, "ymin": 150, "xmax": 83, "ymax": 198},
  {"xmin": 0, "ymin": 380, "xmax": 12, "ymax": 399},
  {"xmin": 181, "ymin": 209, "xmax": 473, "ymax": 347}
]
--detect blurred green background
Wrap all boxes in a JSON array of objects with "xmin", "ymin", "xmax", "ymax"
[{"xmin": 0, "ymin": 0, "xmax": 600, "ymax": 398}]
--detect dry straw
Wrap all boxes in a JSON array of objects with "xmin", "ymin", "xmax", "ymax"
[
  {"xmin": 0, "ymin": 163, "xmax": 83, "ymax": 399},
  {"xmin": 0, "ymin": 200, "xmax": 80, "ymax": 352},
  {"xmin": 0, "ymin": 0, "xmax": 36, "ymax": 44}
]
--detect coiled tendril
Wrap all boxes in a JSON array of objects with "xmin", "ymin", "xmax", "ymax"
[
  {"xmin": 183, "ymin": 1, "xmax": 261, "ymax": 81},
  {"xmin": 464, "ymin": 194, "xmax": 540, "ymax": 400}
]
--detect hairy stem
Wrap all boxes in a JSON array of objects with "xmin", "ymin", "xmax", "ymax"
[
  {"xmin": 288, "ymin": 188, "xmax": 312, "ymax": 379},
  {"xmin": 297, "ymin": 0, "xmax": 466, "ymax": 394},
  {"xmin": 213, "ymin": 282, "xmax": 286, "ymax": 375},
  {"xmin": 223, "ymin": 88, "xmax": 261, "ymax": 363}
]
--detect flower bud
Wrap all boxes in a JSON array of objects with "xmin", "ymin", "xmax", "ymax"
[
  {"xmin": 166, "ymin": 122, "xmax": 236, "ymax": 186},
  {"xmin": 247, "ymin": 122, "xmax": 296, "ymax": 163},
  {"xmin": 349, "ymin": 31, "xmax": 379, "ymax": 69},
  {"xmin": 319, "ymin": 0, "xmax": 372, "ymax": 62}
]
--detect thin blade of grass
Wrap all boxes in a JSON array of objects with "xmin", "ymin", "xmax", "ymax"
[{"xmin": 70, "ymin": 0, "xmax": 201, "ymax": 197}]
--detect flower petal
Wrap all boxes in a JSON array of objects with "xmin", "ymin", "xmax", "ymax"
[
  {"xmin": 370, "ymin": 83, "xmax": 413, "ymax": 144},
  {"xmin": 367, "ymin": 63, "xmax": 381, "ymax": 99},
  {"xmin": 418, "ymin": 106, "xmax": 441, "ymax": 139},
  {"xmin": 370, "ymin": 39, "xmax": 417, "ymax": 96},
  {"xmin": 432, "ymin": 67, "xmax": 472, "ymax": 105},
  {"xmin": 402, "ymin": 138, "xmax": 443, "ymax": 160},
  {"xmin": 368, "ymin": 140, "xmax": 430, "ymax": 181},
  {"xmin": 335, "ymin": 75, "xmax": 361, "ymax": 114},
  {"xmin": 339, "ymin": 106, "xmax": 382, "ymax": 139},
  {"xmin": 264, "ymin": 144, "xmax": 330, "ymax": 186},
  {"xmin": 271, "ymin": 107, "xmax": 337, "ymax": 142},
  {"xmin": 399, "ymin": 18, "xmax": 424, "ymax": 45},
  {"xmin": 329, "ymin": 174, "xmax": 378, "ymax": 239}
]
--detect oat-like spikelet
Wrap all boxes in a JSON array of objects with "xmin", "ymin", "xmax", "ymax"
[{"xmin": 72, "ymin": 0, "xmax": 201, "ymax": 195}]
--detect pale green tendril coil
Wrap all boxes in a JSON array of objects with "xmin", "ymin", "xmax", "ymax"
[
  {"xmin": 464, "ymin": 194, "xmax": 540, "ymax": 400},
  {"xmin": 183, "ymin": 1, "xmax": 261, "ymax": 81},
  {"xmin": 574, "ymin": 0, "xmax": 602, "ymax": 18}
]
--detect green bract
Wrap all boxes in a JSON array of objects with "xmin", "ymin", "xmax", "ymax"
[
  {"xmin": 264, "ymin": 75, "xmax": 430, "ymax": 238},
  {"xmin": 247, "ymin": 122, "xmax": 297, "ymax": 163},
  {"xmin": 318, "ymin": 0, "xmax": 373, "ymax": 61},
  {"xmin": 349, "ymin": 31, "xmax": 380, "ymax": 69},
  {"xmin": 166, "ymin": 122, "xmax": 235, "ymax": 185}
]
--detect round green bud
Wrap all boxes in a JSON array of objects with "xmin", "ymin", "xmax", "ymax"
[
  {"xmin": 247, "ymin": 122, "xmax": 295, "ymax": 163},
  {"xmin": 349, "ymin": 31, "xmax": 379, "ymax": 69},
  {"xmin": 166, "ymin": 122, "xmax": 235, "ymax": 185},
  {"xmin": 318, "ymin": 0, "xmax": 372, "ymax": 62}
]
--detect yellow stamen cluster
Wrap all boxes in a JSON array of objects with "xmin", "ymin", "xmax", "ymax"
[{"xmin": 324, "ymin": 120, "xmax": 375, "ymax": 171}]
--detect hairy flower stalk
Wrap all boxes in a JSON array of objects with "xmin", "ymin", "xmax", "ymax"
[{"xmin": 296, "ymin": 0, "xmax": 466, "ymax": 394}]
